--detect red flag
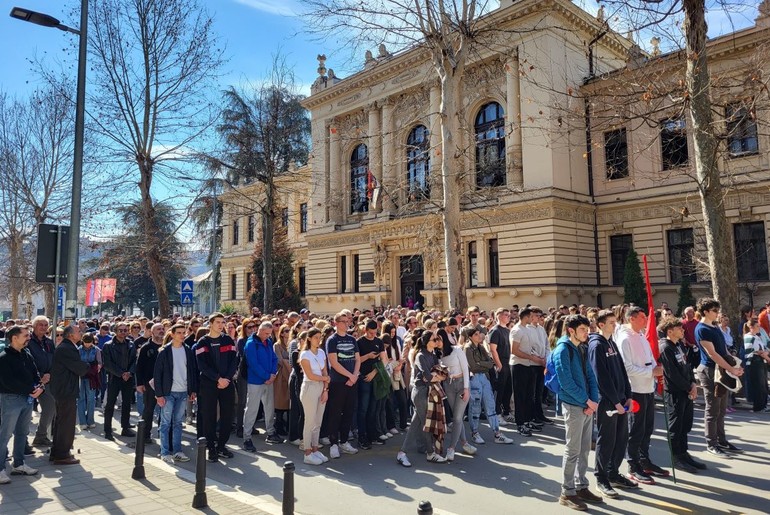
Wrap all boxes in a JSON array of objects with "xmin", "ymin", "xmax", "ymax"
[
  {"xmin": 643, "ymin": 255, "xmax": 663, "ymax": 393},
  {"xmin": 102, "ymin": 278, "xmax": 117, "ymax": 302},
  {"xmin": 85, "ymin": 279, "xmax": 94, "ymax": 307},
  {"xmin": 366, "ymin": 169, "xmax": 374, "ymax": 200}
]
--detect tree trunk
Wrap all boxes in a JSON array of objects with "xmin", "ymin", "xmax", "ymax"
[
  {"xmin": 683, "ymin": 0, "xmax": 739, "ymax": 319},
  {"xmin": 439, "ymin": 65, "xmax": 468, "ymax": 312},
  {"xmin": 43, "ymin": 284, "xmax": 55, "ymax": 317},
  {"xmin": 8, "ymin": 234, "xmax": 23, "ymax": 318},
  {"xmin": 262, "ymin": 180, "xmax": 275, "ymax": 314},
  {"xmin": 138, "ymin": 160, "xmax": 172, "ymax": 317}
]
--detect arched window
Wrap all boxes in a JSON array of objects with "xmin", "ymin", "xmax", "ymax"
[
  {"xmin": 406, "ymin": 125, "xmax": 430, "ymax": 201},
  {"xmin": 475, "ymin": 102, "xmax": 506, "ymax": 188},
  {"xmin": 350, "ymin": 144, "xmax": 369, "ymax": 213}
]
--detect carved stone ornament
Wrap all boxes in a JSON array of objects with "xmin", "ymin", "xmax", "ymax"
[
  {"xmin": 509, "ymin": 288, "xmax": 519, "ymax": 298},
  {"xmin": 533, "ymin": 287, "xmax": 543, "ymax": 297},
  {"xmin": 373, "ymin": 243, "xmax": 389, "ymax": 283}
]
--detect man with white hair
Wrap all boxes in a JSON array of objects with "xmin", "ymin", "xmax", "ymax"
[{"xmin": 28, "ymin": 316, "xmax": 56, "ymax": 447}]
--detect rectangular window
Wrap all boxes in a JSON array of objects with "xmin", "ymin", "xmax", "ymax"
[
  {"xmin": 300, "ymin": 203, "xmax": 308, "ymax": 233},
  {"xmin": 610, "ymin": 234, "xmax": 633, "ymax": 286},
  {"xmin": 247, "ymin": 215, "xmax": 255, "ymax": 243},
  {"xmin": 232, "ymin": 219, "xmax": 239, "ymax": 246},
  {"xmin": 488, "ymin": 239, "xmax": 500, "ymax": 287},
  {"xmin": 667, "ymin": 229, "xmax": 696, "ymax": 283},
  {"xmin": 245, "ymin": 272, "xmax": 252, "ymax": 297},
  {"xmin": 734, "ymin": 222, "xmax": 769, "ymax": 281},
  {"xmin": 726, "ymin": 104, "xmax": 759, "ymax": 156},
  {"xmin": 660, "ymin": 117, "xmax": 689, "ymax": 170},
  {"xmin": 230, "ymin": 273, "xmax": 237, "ymax": 300},
  {"xmin": 340, "ymin": 255, "xmax": 347, "ymax": 293},
  {"xmin": 468, "ymin": 241, "xmax": 478, "ymax": 288},
  {"xmin": 298, "ymin": 266, "xmax": 306, "ymax": 297},
  {"xmin": 353, "ymin": 254, "xmax": 360, "ymax": 293},
  {"xmin": 604, "ymin": 128, "xmax": 629, "ymax": 179},
  {"xmin": 282, "ymin": 208, "xmax": 289, "ymax": 228}
]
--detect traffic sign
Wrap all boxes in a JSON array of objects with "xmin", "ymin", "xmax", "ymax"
[
  {"xmin": 181, "ymin": 280, "xmax": 194, "ymax": 293},
  {"xmin": 181, "ymin": 293, "xmax": 193, "ymax": 305}
]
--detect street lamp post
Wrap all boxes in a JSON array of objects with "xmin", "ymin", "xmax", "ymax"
[{"xmin": 11, "ymin": 1, "xmax": 88, "ymax": 321}]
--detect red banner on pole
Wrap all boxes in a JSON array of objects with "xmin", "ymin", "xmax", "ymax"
[{"xmin": 643, "ymin": 255, "xmax": 663, "ymax": 393}]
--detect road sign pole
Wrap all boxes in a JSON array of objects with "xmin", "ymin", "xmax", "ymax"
[{"xmin": 51, "ymin": 226, "xmax": 62, "ymax": 339}]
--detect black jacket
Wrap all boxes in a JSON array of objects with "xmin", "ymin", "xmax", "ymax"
[
  {"xmin": 588, "ymin": 332, "xmax": 632, "ymax": 406},
  {"xmin": 102, "ymin": 338, "xmax": 136, "ymax": 378},
  {"xmin": 136, "ymin": 340, "xmax": 163, "ymax": 388},
  {"xmin": 28, "ymin": 333, "xmax": 54, "ymax": 375},
  {"xmin": 50, "ymin": 339, "xmax": 89, "ymax": 400},
  {"xmin": 659, "ymin": 338, "xmax": 695, "ymax": 395},
  {"xmin": 153, "ymin": 343, "xmax": 198, "ymax": 396},
  {"xmin": 0, "ymin": 345, "xmax": 40, "ymax": 395},
  {"xmin": 193, "ymin": 334, "xmax": 238, "ymax": 383}
]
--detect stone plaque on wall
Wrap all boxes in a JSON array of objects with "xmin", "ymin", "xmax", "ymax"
[{"xmin": 360, "ymin": 272, "xmax": 375, "ymax": 284}]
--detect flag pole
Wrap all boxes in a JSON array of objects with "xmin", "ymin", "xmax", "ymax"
[{"xmin": 642, "ymin": 254, "xmax": 676, "ymax": 484}]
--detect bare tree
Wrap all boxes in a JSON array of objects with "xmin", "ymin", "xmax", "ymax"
[{"xmin": 86, "ymin": 0, "xmax": 224, "ymax": 316}]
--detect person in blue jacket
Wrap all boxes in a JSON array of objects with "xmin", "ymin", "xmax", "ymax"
[
  {"xmin": 242, "ymin": 321, "xmax": 279, "ymax": 452},
  {"xmin": 553, "ymin": 315, "xmax": 602, "ymax": 511}
]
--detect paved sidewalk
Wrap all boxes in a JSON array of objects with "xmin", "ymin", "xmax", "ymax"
[{"xmin": 0, "ymin": 428, "xmax": 280, "ymax": 515}]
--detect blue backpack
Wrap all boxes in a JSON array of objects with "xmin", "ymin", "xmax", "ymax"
[{"xmin": 544, "ymin": 341, "xmax": 575, "ymax": 394}]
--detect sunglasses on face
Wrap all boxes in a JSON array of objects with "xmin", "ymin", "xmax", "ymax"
[{"xmin": 246, "ymin": 325, "xmax": 256, "ymax": 329}]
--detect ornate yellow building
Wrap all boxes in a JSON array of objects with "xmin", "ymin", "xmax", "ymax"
[{"xmin": 220, "ymin": 0, "xmax": 770, "ymax": 315}]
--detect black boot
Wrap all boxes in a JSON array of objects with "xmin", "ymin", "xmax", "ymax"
[{"xmin": 683, "ymin": 452, "xmax": 707, "ymax": 470}]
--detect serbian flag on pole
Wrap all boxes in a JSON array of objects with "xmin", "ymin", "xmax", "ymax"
[
  {"xmin": 366, "ymin": 169, "xmax": 375, "ymax": 200},
  {"xmin": 642, "ymin": 255, "xmax": 663, "ymax": 393}
]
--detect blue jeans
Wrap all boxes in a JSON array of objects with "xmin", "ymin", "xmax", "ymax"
[
  {"xmin": 357, "ymin": 380, "xmax": 378, "ymax": 443},
  {"xmin": 160, "ymin": 391, "xmax": 187, "ymax": 456},
  {"xmin": 0, "ymin": 393, "xmax": 33, "ymax": 467},
  {"xmin": 78, "ymin": 379, "xmax": 96, "ymax": 426},
  {"xmin": 136, "ymin": 390, "xmax": 145, "ymax": 416},
  {"xmin": 469, "ymin": 374, "xmax": 499, "ymax": 434}
]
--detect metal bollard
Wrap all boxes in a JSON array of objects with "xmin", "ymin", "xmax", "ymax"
[
  {"xmin": 282, "ymin": 461, "xmax": 295, "ymax": 515},
  {"xmin": 131, "ymin": 419, "xmax": 147, "ymax": 480},
  {"xmin": 418, "ymin": 501, "xmax": 433, "ymax": 514},
  {"xmin": 192, "ymin": 437, "xmax": 208, "ymax": 508}
]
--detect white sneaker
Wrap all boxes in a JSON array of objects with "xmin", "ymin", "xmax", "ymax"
[
  {"xmin": 426, "ymin": 452, "xmax": 447, "ymax": 463},
  {"xmin": 494, "ymin": 433, "xmax": 514, "ymax": 444},
  {"xmin": 446, "ymin": 448, "xmax": 456, "ymax": 461},
  {"xmin": 10, "ymin": 464, "xmax": 37, "ymax": 476},
  {"xmin": 498, "ymin": 418, "xmax": 509, "ymax": 427},
  {"xmin": 320, "ymin": 437, "xmax": 331, "ymax": 446},
  {"xmin": 462, "ymin": 443, "xmax": 478, "ymax": 455},
  {"xmin": 173, "ymin": 452, "xmax": 190, "ymax": 462},
  {"xmin": 389, "ymin": 428, "xmax": 399, "ymax": 435},
  {"xmin": 160, "ymin": 455, "xmax": 175, "ymax": 464},
  {"xmin": 330, "ymin": 444, "xmax": 341, "ymax": 459},
  {"xmin": 288, "ymin": 439, "xmax": 302, "ymax": 446},
  {"xmin": 378, "ymin": 434, "xmax": 389, "ymax": 441},
  {"xmin": 0, "ymin": 470, "xmax": 10, "ymax": 484},
  {"xmin": 339, "ymin": 442, "xmax": 358, "ymax": 454},
  {"xmin": 397, "ymin": 452, "xmax": 411, "ymax": 467},
  {"xmin": 313, "ymin": 451, "xmax": 329, "ymax": 463},
  {"xmin": 472, "ymin": 432, "xmax": 485, "ymax": 445},
  {"xmin": 303, "ymin": 453, "xmax": 323, "ymax": 465}
]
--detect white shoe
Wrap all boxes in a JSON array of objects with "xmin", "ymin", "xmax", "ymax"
[
  {"xmin": 288, "ymin": 439, "xmax": 302, "ymax": 446},
  {"xmin": 11, "ymin": 463, "xmax": 37, "ymax": 476},
  {"xmin": 462, "ymin": 443, "xmax": 478, "ymax": 455},
  {"xmin": 80, "ymin": 425, "xmax": 89, "ymax": 431},
  {"xmin": 446, "ymin": 448, "xmax": 455, "ymax": 461},
  {"xmin": 339, "ymin": 442, "xmax": 358, "ymax": 454},
  {"xmin": 330, "ymin": 444, "xmax": 341, "ymax": 459},
  {"xmin": 426, "ymin": 452, "xmax": 447, "ymax": 463},
  {"xmin": 397, "ymin": 452, "xmax": 411, "ymax": 467},
  {"xmin": 299, "ymin": 442, "xmax": 305, "ymax": 451},
  {"xmin": 304, "ymin": 453, "xmax": 323, "ymax": 465},
  {"xmin": 379, "ymin": 434, "xmax": 389, "ymax": 441},
  {"xmin": 0, "ymin": 470, "xmax": 10, "ymax": 484},
  {"xmin": 313, "ymin": 451, "xmax": 329, "ymax": 463},
  {"xmin": 320, "ymin": 437, "xmax": 331, "ymax": 446},
  {"xmin": 160, "ymin": 454, "xmax": 175, "ymax": 464},
  {"xmin": 173, "ymin": 452, "xmax": 190, "ymax": 462},
  {"xmin": 494, "ymin": 433, "xmax": 514, "ymax": 444},
  {"xmin": 472, "ymin": 432, "xmax": 485, "ymax": 445},
  {"xmin": 389, "ymin": 428, "xmax": 399, "ymax": 435},
  {"xmin": 498, "ymin": 418, "xmax": 509, "ymax": 427}
]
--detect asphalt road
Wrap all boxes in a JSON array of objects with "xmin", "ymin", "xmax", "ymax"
[{"xmin": 85, "ymin": 398, "xmax": 770, "ymax": 515}]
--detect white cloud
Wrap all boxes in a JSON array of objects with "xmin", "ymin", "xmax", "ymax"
[{"xmin": 234, "ymin": 0, "xmax": 299, "ymax": 17}]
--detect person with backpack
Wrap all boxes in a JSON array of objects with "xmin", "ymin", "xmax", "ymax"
[
  {"xmin": 552, "ymin": 315, "xmax": 602, "ymax": 511},
  {"xmin": 587, "ymin": 310, "xmax": 637, "ymax": 498}
]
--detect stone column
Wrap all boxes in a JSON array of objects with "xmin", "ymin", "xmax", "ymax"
[
  {"xmin": 429, "ymin": 84, "xmax": 443, "ymax": 203},
  {"xmin": 368, "ymin": 103, "xmax": 382, "ymax": 213},
  {"xmin": 506, "ymin": 53, "xmax": 524, "ymax": 188},
  {"xmin": 381, "ymin": 99, "xmax": 396, "ymax": 212},
  {"xmin": 328, "ymin": 124, "xmax": 342, "ymax": 224}
]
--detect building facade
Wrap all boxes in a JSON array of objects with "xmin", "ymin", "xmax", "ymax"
[{"xmin": 219, "ymin": 0, "xmax": 770, "ymax": 315}]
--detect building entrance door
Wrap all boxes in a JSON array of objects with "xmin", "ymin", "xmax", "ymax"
[{"xmin": 400, "ymin": 255, "xmax": 424, "ymax": 309}]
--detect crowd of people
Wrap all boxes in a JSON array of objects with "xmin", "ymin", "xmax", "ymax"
[{"xmin": 0, "ymin": 297, "xmax": 767, "ymax": 512}]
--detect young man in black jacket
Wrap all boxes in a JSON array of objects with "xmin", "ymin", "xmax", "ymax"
[
  {"xmin": 102, "ymin": 323, "xmax": 137, "ymax": 440},
  {"xmin": 0, "ymin": 325, "xmax": 43, "ymax": 481},
  {"xmin": 28, "ymin": 316, "xmax": 55, "ymax": 447},
  {"xmin": 588, "ymin": 310, "xmax": 637, "ymax": 498},
  {"xmin": 50, "ymin": 324, "xmax": 89, "ymax": 465},
  {"xmin": 658, "ymin": 317, "xmax": 706, "ymax": 473},
  {"xmin": 193, "ymin": 313, "xmax": 238, "ymax": 462},
  {"xmin": 136, "ymin": 323, "xmax": 166, "ymax": 445}
]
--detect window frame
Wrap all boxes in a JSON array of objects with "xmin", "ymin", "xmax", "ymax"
[
  {"xmin": 474, "ymin": 102, "xmax": 506, "ymax": 189},
  {"xmin": 281, "ymin": 208, "xmax": 289, "ymax": 228},
  {"xmin": 666, "ymin": 228, "xmax": 697, "ymax": 284},
  {"xmin": 488, "ymin": 238, "xmax": 500, "ymax": 287},
  {"xmin": 232, "ymin": 219, "xmax": 240, "ymax": 246},
  {"xmin": 298, "ymin": 266, "xmax": 306, "ymax": 297},
  {"xmin": 350, "ymin": 144, "xmax": 370, "ymax": 214},
  {"xmin": 406, "ymin": 125, "xmax": 431, "ymax": 201},
  {"xmin": 734, "ymin": 222, "xmax": 769, "ymax": 282},
  {"xmin": 468, "ymin": 241, "xmax": 478, "ymax": 288},
  {"xmin": 726, "ymin": 103, "xmax": 759, "ymax": 157},
  {"xmin": 299, "ymin": 203, "xmax": 308, "ymax": 233},
  {"xmin": 230, "ymin": 273, "xmax": 237, "ymax": 300},
  {"xmin": 604, "ymin": 128, "xmax": 629, "ymax": 180},
  {"xmin": 247, "ymin": 215, "xmax": 255, "ymax": 243},
  {"xmin": 610, "ymin": 234, "xmax": 633, "ymax": 286},
  {"xmin": 660, "ymin": 117, "xmax": 689, "ymax": 170}
]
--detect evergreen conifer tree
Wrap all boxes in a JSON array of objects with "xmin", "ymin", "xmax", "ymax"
[
  {"xmin": 623, "ymin": 249, "xmax": 647, "ymax": 311},
  {"xmin": 676, "ymin": 277, "xmax": 696, "ymax": 316},
  {"xmin": 249, "ymin": 224, "xmax": 303, "ymax": 313}
]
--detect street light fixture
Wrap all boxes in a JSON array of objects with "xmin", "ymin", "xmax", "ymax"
[{"xmin": 11, "ymin": 2, "xmax": 88, "ymax": 322}]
